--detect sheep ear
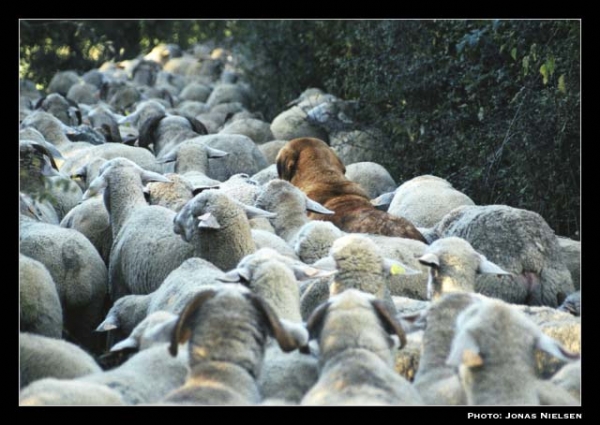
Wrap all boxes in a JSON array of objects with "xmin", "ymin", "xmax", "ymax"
[
  {"xmin": 383, "ymin": 258, "xmax": 422, "ymax": 277},
  {"xmin": 156, "ymin": 150, "xmax": 178, "ymax": 164},
  {"xmin": 246, "ymin": 293, "xmax": 307, "ymax": 352},
  {"xmin": 206, "ymin": 146, "xmax": 228, "ymax": 159},
  {"xmin": 144, "ymin": 315, "xmax": 179, "ymax": 344},
  {"xmin": 240, "ymin": 204, "xmax": 277, "ymax": 220},
  {"xmin": 370, "ymin": 299, "xmax": 407, "ymax": 349},
  {"xmin": 418, "ymin": 253, "xmax": 440, "ymax": 268},
  {"xmin": 446, "ymin": 331, "xmax": 483, "ymax": 368},
  {"xmin": 138, "ymin": 113, "xmax": 165, "ymax": 149},
  {"xmin": 536, "ymin": 333, "xmax": 580, "ymax": 362},
  {"xmin": 95, "ymin": 312, "xmax": 119, "ymax": 332},
  {"xmin": 197, "ymin": 212, "xmax": 221, "ymax": 229},
  {"xmin": 276, "ymin": 144, "xmax": 299, "ymax": 181},
  {"xmin": 305, "ymin": 300, "xmax": 331, "ymax": 341},
  {"xmin": 140, "ymin": 169, "xmax": 171, "ymax": 184},
  {"xmin": 305, "ymin": 196, "xmax": 334, "ymax": 215},
  {"xmin": 477, "ymin": 255, "xmax": 511, "ymax": 276},
  {"xmin": 217, "ymin": 267, "xmax": 252, "ymax": 284},
  {"xmin": 110, "ymin": 336, "xmax": 139, "ymax": 352},
  {"xmin": 169, "ymin": 289, "xmax": 217, "ymax": 356},
  {"xmin": 82, "ymin": 174, "xmax": 108, "ymax": 201},
  {"xmin": 30, "ymin": 143, "xmax": 62, "ymax": 169},
  {"xmin": 186, "ymin": 116, "xmax": 209, "ymax": 135},
  {"xmin": 370, "ymin": 191, "xmax": 395, "ymax": 209},
  {"xmin": 290, "ymin": 263, "xmax": 337, "ymax": 281}
]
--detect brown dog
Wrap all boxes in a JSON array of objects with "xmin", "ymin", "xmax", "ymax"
[{"xmin": 276, "ymin": 137, "xmax": 427, "ymax": 243}]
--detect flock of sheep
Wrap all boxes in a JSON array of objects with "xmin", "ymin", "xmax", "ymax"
[{"xmin": 19, "ymin": 42, "xmax": 581, "ymax": 406}]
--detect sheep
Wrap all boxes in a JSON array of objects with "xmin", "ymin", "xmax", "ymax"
[
  {"xmin": 411, "ymin": 292, "xmax": 485, "ymax": 405},
  {"xmin": 131, "ymin": 59, "xmax": 162, "ymax": 87},
  {"xmin": 20, "ymin": 214, "xmax": 108, "ymax": 353},
  {"xmin": 189, "ymin": 134, "xmax": 269, "ymax": 182},
  {"xmin": 253, "ymin": 179, "xmax": 334, "ymax": 243},
  {"xmin": 161, "ymin": 284, "xmax": 308, "ymax": 405},
  {"xmin": 173, "ymin": 190, "xmax": 274, "ymax": 271},
  {"xmin": 251, "ymin": 163, "xmax": 279, "ymax": 185},
  {"xmin": 19, "ymin": 192, "xmax": 59, "ymax": 224},
  {"xmin": 178, "ymin": 82, "xmax": 212, "ymax": 103},
  {"xmin": 211, "ymin": 173, "xmax": 263, "ymax": 206},
  {"xmin": 59, "ymin": 196, "xmax": 110, "ymax": 264},
  {"xmin": 446, "ymin": 297, "xmax": 580, "ymax": 405},
  {"xmin": 66, "ymin": 82, "xmax": 98, "ymax": 105},
  {"xmin": 270, "ymin": 106, "xmax": 329, "ymax": 143},
  {"xmin": 35, "ymin": 92, "xmax": 82, "ymax": 127},
  {"xmin": 108, "ymin": 311, "xmax": 179, "ymax": 353},
  {"xmin": 19, "ymin": 332, "xmax": 102, "ymax": 389},
  {"xmin": 432, "ymin": 204, "xmax": 575, "ymax": 307},
  {"xmin": 86, "ymin": 103, "xmax": 123, "ymax": 144},
  {"xmin": 20, "ymin": 378, "xmax": 125, "ymax": 406},
  {"xmin": 175, "ymin": 100, "xmax": 210, "ymax": 118},
  {"xmin": 19, "ymin": 254, "xmax": 63, "ymax": 338},
  {"xmin": 558, "ymin": 290, "xmax": 580, "ymax": 316},
  {"xmin": 151, "ymin": 138, "xmax": 227, "ymax": 187},
  {"xmin": 205, "ymin": 83, "xmax": 251, "ymax": 108},
  {"xmin": 258, "ymin": 140, "xmax": 287, "ymax": 165},
  {"xmin": 417, "ymin": 236, "xmax": 511, "ymax": 301},
  {"xmin": 292, "ymin": 220, "xmax": 345, "ymax": 265},
  {"xmin": 276, "ymin": 137, "xmax": 426, "ymax": 242},
  {"xmin": 219, "ymin": 117, "xmax": 275, "ymax": 145},
  {"xmin": 107, "ymin": 82, "xmax": 142, "ymax": 114},
  {"xmin": 301, "ymin": 289, "xmax": 424, "ymax": 405},
  {"xmin": 96, "ymin": 257, "xmax": 226, "ymax": 339},
  {"xmin": 81, "ymin": 157, "xmax": 195, "ymax": 301},
  {"xmin": 550, "ymin": 359, "xmax": 581, "ymax": 402},
  {"xmin": 145, "ymin": 173, "xmax": 195, "ymax": 212},
  {"xmin": 326, "ymin": 234, "xmax": 420, "ymax": 316},
  {"xmin": 20, "ymin": 111, "xmax": 96, "ymax": 162},
  {"xmin": 372, "ymin": 175, "xmax": 476, "ymax": 229},
  {"xmin": 513, "ymin": 304, "xmax": 581, "ymax": 378},
  {"xmin": 82, "ymin": 69, "xmax": 106, "ymax": 89},
  {"xmin": 47, "ymin": 70, "xmax": 80, "ymax": 96},
  {"xmin": 137, "ymin": 112, "xmax": 208, "ymax": 158},
  {"xmin": 345, "ymin": 161, "xmax": 397, "ymax": 199},
  {"xmin": 251, "ymin": 229, "xmax": 299, "ymax": 260},
  {"xmin": 220, "ymin": 249, "xmax": 334, "ymax": 402},
  {"xmin": 557, "ymin": 236, "xmax": 581, "ymax": 291}
]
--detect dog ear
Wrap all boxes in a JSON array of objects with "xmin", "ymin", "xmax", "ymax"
[{"xmin": 276, "ymin": 143, "xmax": 300, "ymax": 182}]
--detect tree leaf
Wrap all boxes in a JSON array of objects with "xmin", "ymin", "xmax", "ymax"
[
  {"xmin": 511, "ymin": 47, "xmax": 517, "ymax": 60},
  {"xmin": 558, "ymin": 74, "xmax": 567, "ymax": 93},
  {"xmin": 540, "ymin": 63, "xmax": 549, "ymax": 85}
]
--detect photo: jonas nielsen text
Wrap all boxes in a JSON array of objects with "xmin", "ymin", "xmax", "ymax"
[{"xmin": 467, "ymin": 413, "xmax": 583, "ymax": 420}]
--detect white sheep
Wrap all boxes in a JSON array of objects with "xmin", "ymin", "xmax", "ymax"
[
  {"xmin": 19, "ymin": 332, "xmax": 101, "ymax": 389},
  {"xmin": 173, "ymin": 190, "xmax": 274, "ymax": 271},
  {"xmin": 20, "ymin": 379, "xmax": 125, "ymax": 405},
  {"xmin": 412, "ymin": 292, "xmax": 484, "ymax": 405},
  {"xmin": 372, "ymin": 175, "xmax": 475, "ymax": 229},
  {"xmin": 97, "ymin": 257, "xmax": 227, "ymax": 339},
  {"xmin": 251, "ymin": 163, "xmax": 279, "ymax": 185},
  {"xmin": 417, "ymin": 236, "xmax": 511, "ymax": 301},
  {"xmin": 301, "ymin": 289, "xmax": 424, "ymax": 405},
  {"xmin": 19, "ymin": 254, "xmax": 63, "ymax": 338},
  {"xmin": 253, "ymin": 179, "xmax": 334, "ymax": 243},
  {"xmin": 550, "ymin": 359, "xmax": 581, "ymax": 403},
  {"xmin": 557, "ymin": 236, "xmax": 581, "ymax": 291},
  {"xmin": 82, "ymin": 157, "xmax": 195, "ymax": 300},
  {"xmin": 161, "ymin": 285, "xmax": 308, "ymax": 405},
  {"xmin": 47, "ymin": 70, "xmax": 80, "ymax": 96},
  {"xmin": 219, "ymin": 117, "xmax": 275, "ymax": 145},
  {"xmin": 187, "ymin": 134, "xmax": 269, "ymax": 182},
  {"xmin": 205, "ymin": 83, "xmax": 251, "ymax": 108},
  {"xmin": 446, "ymin": 297, "xmax": 580, "ymax": 405},
  {"xmin": 270, "ymin": 106, "xmax": 329, "ymax": 143},
  {"xmin": 432, "ymin": 204, "xmax": 575, "ymax": 307},
  {"xmin": 20, "ymin": 214, "xmax": 108, "ymax": 353},
  {"xmin": 220, "ymin": 249, "xmax": 333, "ymax": 402},
  {"xmin": 345, "ymin": 161, "xmax": 397, "ymax": 199}
]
